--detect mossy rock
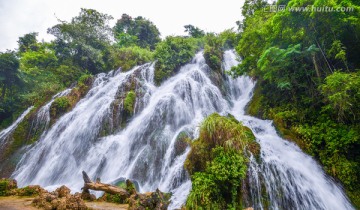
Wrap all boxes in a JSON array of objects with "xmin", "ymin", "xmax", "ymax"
[
  {"xmin": 50, "ymin": 96, "xmax": 71, "ymax": 119},
  {"xmin": 245, "ymin": 83, "xmax": 265, "ymax": 118},
  {"xmin": 124, "ymin": 90, "xmax": 136, "ymax": 115},
  {"xmin": 0, "ymin": 178, "xmax": 17, "ymax": 196},
  {"xmin": 185, "ymin": 113, "xmax": 260, "ymax": 209},
  {"xmin": 174, "ymin": 132, "xmax": 190, "ymax": 156},
  {"xmin": 185, "ymin": 113, "xmax": 257, "ymax": 174}
]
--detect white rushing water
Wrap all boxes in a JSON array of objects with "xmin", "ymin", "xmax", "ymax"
[
  {"xmin": 222, "ymin": 51, "xmax": 354, "ymax": 210},
  {"xmin": 0, "ymin": 106, "xmax": 34, "ymax": 150},
  {"xmin": 13, "ymin": 50, "xmax": 354, "ymax": 209},
  {"xmin": 29, "ymin": 88, "xmax": 72, "ymax": 137}
]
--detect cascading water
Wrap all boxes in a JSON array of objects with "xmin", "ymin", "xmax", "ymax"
[
  {"xmin": 223, "ymin": 50, "xmax": 354, "ymax": 210},
  {"xmin": 29, "ymin": 88, "xmax": 72, "ymax": 137},
  {"xmin": 12, "ymin": 50, "xmax": 354, "ymax": 210},
  {"xmin": 0, "ymin": 106, "xmax": 34, "ymax": 150}
]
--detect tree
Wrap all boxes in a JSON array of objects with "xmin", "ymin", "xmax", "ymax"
[
  {"xmin": 184, "ymin": 25, "xmax": 205, "ymax": 38},
  {"xmin": 114, "ymin": 14, "xmax": 161, "ymax": 50},
  {"xmin": 0, "ymin": 51, "xmax": 21, "ymax": 100},
  {"xmin": 153, "ymin": 36, "xmax": 198, "ymax": 84},
  {"xmin": 48, "ymin": 8, "xmax": 113, "ymax": 74},
  {"xmin": 18, "ymin": 32, "xmax": 39, "ymax": 53},
  {"xmin": 241, "ymin": 0, "xmax": 267, "ymax": 18}
]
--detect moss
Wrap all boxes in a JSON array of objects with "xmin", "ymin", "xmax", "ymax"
[
  {"xmin": 0, "ymin": 180, "xmax": 9, "ymax": 196},
  {"xmin": 124, "ymin": 91, "xmax": 136, "ymax": 115},
  {"xmin": 50, "ymin": 96, "xmax": 71, "ymax": 119},
  {"xmin": 0, "ymin": 179, "xmax": 17, "ymax": 196},
  {"xmin": 3, "ymin": 76, "xmax": 94, "ymax": 173},
  {"xmin": 185, "ymin": 113, "xmax": 257, "ymax": 174},
  {"xmin": 5, "ymin": 110, "xmax": 36, "ymax": 157},
  {"xmin": 348, "ymin": 190, "xmax": 360, "ymax": 209},
  {"xmin": 78, "ymin": 74, "xmax": 93, "ymax": 86},
  {"xmin": 245, "ymin": 83, "xmax": 265, "ymax": 118},
  {"xmin": 16, "ymin": 186, "xmax": 39, "ymax": 196},
  {"xmin": 103, "ymin": 193, "xmax": 128, "ymax": 204},
  {"xmin": 185, "ymin": 113, "xmax": 259, "ymax": 209},
  {"xmin": 203, "ymin": 34, "xmax": 224, "ymax": 72},
  {"xmin": 112, "ymin": 46, "xmax": 154, "ymax": 71},
  {"xmin": 174, "ymin": 132, "xmax": 190, "ymax": 156},
  {"xmin": 153, "ymin": 36, "xmax": 200, "ymax": 85}
]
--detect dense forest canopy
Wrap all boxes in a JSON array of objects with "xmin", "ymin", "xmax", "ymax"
[
  {"xmin": 234, "ymin": 0, "xmax": 360, "ymax": 206},
  {"xmin": 0, "ymin": 0, "xmax": 359, "ymax": 207}
]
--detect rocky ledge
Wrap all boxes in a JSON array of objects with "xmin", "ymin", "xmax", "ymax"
[{"xmin": 0, "ymin": 177, "xmax": 171, "ymax": 210}]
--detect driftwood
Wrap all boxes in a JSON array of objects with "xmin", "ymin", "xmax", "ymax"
[
  {"xmin": 81, "ymin": 171, "xmax": 129, "ymax": 197},
  {"xmin": 81, "ymin": 171, "xmax": 171, "ymax": 209}
]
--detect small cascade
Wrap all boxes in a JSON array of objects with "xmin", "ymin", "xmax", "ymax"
[
  {"xmin": 30, "ymin": 88, "xmax": 72, "ymax": 137},
  {"xmin": 0, "ymin": 106, "xmax": 34, "ymax": 150}
]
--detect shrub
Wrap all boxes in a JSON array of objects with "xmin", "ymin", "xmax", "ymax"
[
  {"xmin": 153, "ymin": 36, "xmax": 200, "ymax": 85},
  {"xmin": 50, "ymin": 96, "xmax": 71, "ymax": 118},
  {"xmin": 112, "ymin": 46, "xmax": 154, "ymax": 71},
  {"xmin": 124, "ymin": 91, "xmax": 136, "ymax": 114},
  {"xmin": 204, "ymin": 34, "xmax": 224, "ymax": 71},
  {"xmin": 185, "ymin": 113, "xmax": 258, "ymax": 209}
]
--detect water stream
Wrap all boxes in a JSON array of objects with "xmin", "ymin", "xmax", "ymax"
[{"xmin": 12, "ymin": 50, "xmax": 354, "ymax": 209}]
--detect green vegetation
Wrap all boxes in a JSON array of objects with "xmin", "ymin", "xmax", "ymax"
[
  {"xmin": 111, "ymin": 46, "xmax": 153, "ymax": 71},
  {"xmin": 153, "ymin": 36, "xmax": 200, "ymax": 84},
  {"xmin": 114, "ymin": 14, "xmax": 161, "ymax": 50},
  {"xmin": 124, "ymin": 90, "xmax": 136, "ymax": 114},
  {"xmin": 184, "ymin": 25, "xmax": 205, "ymax": 38},
  {"xmin": 0, "ymin": 179, "xmax": 17, "ymax": 196},
  {"xmin": 185, "ymin": 113, "xmax": 259, "ymax": 209},
  {"xmin": 0, "ymin": 2, "xmax": 358, "ymax": 207},
  {"xmin": 50, "ymin": 97, "xmax": 71, "ymax": 119},
  {"xmin": 103, "ymin": 193, "xmax": 127, "ymax": 204},
  {"xmin": 203, "ymin": 30, "xmax": 239, "ymax": 72},
  {"xmin": 234, "ymin": 0, "xmax": 360, "ymax": 206},
  {"xmin": 0, "ymin": 51, "xmax": 23, "ymax": 125},
  {"xmin": 0, "ymin": 179, "xmax": 9, "ymax": 196},
  {"xmin": 16, "ymin": 186, "xmax": 39, "ymax": 196},
  {"xmin": 204, "ymin": 34, "xmax": 224, "ymax": 71}
]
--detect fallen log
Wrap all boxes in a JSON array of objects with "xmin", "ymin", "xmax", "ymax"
[
  {"xmin": 81, "ymin": 171, "xmax": 130, "ymax": 197},
  {"xmin": 81, "ymin": 171, "xmax": 171, "ymax": 209}
]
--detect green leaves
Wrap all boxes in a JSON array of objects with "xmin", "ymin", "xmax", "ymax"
[
  {"xmin": 124, "ymin": 91, "xmax": 136, "ymax": 114},
  {"xmin": 114, "ymin": 14, "xmax": 161, "ymax": 50},
  {"xmin": 48, "ymin": 8, "xmax": 113, "ymax": 74},
  {"xmin": 184, "ymin": 25, "xmax": 205, "ymax": 38},
  {"xmin": 186, "ymin": 147, "xmax": 247, "ymax": 209},
  {"xmin": 257, "ymin": 44, "xmax": 316, "ymax": 90},
  {"xmin": 153, "ymin": 36, "xmax": 199, "ymax": 85},
  {"xmin": 320, "ymin": 71, "xmax": 360, "ymax": 122},
  {"xmin": 185, "ymin": 114, "xmax": 258, "ymax": 209},
  {"xmin": 234, "ymin": 0, "xmax": 360, "ymax": 205},
  {"xmin": 204, "ymin": 34, "xmax": 224, "ymax": 71},
  {"xmin": 0, "ymin": 51, "xmax": 21, "ymax": 99}
]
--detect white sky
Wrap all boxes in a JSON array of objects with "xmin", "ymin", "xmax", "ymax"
[{"xmin": 0, "ymin": 0, "xmax": 245, "ymax": 51}]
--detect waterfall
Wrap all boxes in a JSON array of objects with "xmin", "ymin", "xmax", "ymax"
[
  {"xmin": 12, "ymin": 50, "xmax": 354, "ymax": 210},
  {"xmin": 0, "ymin": 106, "xmax": 34, "ymax": 150},
  {"xmin": 223, "ymin": 51, "xmax": 354, "ymax": 210},
  {"xmin": 29, "ymin": 88, "xmax": 72, "ymax": 137}
]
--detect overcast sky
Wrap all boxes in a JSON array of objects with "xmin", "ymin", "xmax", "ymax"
[{"xmin": 0, "ymin": 0, "xmax": 245, "ymax": 51}]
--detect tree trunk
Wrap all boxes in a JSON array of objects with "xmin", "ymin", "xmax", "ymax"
[{"xmin": 81, "ymin": 171, "xmax": 129, "ymax": 197}]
